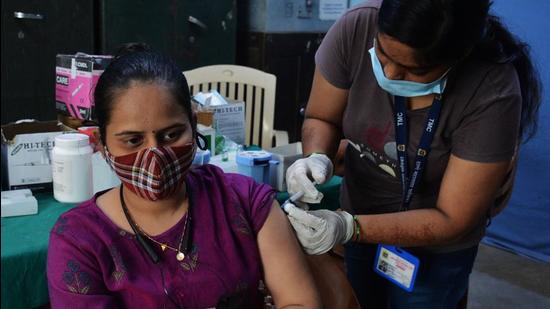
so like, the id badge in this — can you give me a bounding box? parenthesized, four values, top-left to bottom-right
(373, 245, 420, 292)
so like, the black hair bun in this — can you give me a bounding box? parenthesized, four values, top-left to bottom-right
(113, 42, 152, 60)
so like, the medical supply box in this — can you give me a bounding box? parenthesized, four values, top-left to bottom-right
(192, 91, 246, 146)
(55, 53, 112, 120)
(1, 189, 38, 217)
(1, 121, 64, 191)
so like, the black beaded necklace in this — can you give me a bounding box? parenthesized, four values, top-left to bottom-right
(119, 185, 192, 264)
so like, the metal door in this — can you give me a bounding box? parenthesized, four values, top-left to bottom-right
(99, 0, 236, 70)
(1, 0, 94, 124)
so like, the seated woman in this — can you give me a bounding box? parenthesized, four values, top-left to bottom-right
(47, 43, 321, 308)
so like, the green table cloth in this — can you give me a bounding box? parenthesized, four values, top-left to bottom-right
(275, 176, 342, 211)
(1, 194, 76, 309)
(1, 176, 341, 309)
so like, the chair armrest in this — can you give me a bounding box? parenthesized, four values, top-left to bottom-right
(272, 130, 289, 147)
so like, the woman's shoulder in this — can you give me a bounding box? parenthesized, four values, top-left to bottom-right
(50, 193, 111, 240)
(483, 62, 520, 93)
(455, 59, 519, 90)
(189, 164, 275, 215)
(447, 60, 520, 111)
(188, 164, 259, 190)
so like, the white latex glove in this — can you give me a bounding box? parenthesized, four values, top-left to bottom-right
(286, 153, 333, 204)
(284, 203, 354, 255)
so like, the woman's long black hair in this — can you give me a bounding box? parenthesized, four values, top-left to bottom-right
(378, 0, 542, 143)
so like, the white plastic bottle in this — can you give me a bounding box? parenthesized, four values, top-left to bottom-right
(52, 133, 93, 203)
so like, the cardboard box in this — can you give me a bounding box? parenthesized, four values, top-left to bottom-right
(1, 189, 38, 217)
(210, 101, 246, 145)
(196, 110, 215, 127)
(192, 92, 246, 145)
(1, 121, 65, 191)
(55, 54, 112, 120)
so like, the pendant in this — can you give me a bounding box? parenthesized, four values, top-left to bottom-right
(161, 244, 167, 252)
(176, 252, 185, 261)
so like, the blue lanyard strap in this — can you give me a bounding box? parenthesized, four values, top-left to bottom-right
(394, 95, 443, 210)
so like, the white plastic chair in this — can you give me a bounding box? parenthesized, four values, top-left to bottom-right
(183, 64, 289, 149)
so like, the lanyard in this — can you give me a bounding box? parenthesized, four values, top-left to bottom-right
(394, 95, 443, 210)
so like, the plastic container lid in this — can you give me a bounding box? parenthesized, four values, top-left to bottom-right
(55, 133, 90, 148)
(236, 151, 272, 167)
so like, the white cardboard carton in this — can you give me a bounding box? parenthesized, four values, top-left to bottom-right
(211, 102, 246, 145)
(1, 121, 64, 191)
(1, 189, 38, 217)
(193, 92, 246, 146)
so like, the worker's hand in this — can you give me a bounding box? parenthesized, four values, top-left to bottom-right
(286, 153, 333, 204)
(284, 203, 354, 255)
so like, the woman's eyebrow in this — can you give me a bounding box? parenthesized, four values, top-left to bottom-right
(114, 130, 144, 137)
(375, 36, 433, 71)
(155, 123, 187, 133)
(114, 124, 186, 136)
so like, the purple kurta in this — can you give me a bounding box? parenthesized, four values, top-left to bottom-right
(47, 165, 275, 308)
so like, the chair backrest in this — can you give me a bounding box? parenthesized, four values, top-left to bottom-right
(183, 65, 277, 149)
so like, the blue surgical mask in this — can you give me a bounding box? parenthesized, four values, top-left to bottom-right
(368, 44, 449, 97)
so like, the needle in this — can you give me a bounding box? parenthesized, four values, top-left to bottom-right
(281, 191, 304, 213)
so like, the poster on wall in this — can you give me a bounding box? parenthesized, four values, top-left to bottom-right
(319, 0, 348, 20)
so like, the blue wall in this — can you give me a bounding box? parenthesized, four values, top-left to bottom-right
(483, 0, 550, 262)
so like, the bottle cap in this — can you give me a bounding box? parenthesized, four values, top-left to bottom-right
(55, 133, 90, 148)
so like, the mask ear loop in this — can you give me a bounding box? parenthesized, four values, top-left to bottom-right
(196, 132, 208, 151)
(103, 145, 115, 169)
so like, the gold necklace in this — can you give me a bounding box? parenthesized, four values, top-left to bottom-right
(134, 213, 190, 261)
(120, 185, 191, 262)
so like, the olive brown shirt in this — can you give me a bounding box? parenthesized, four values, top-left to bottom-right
(315, 0, 521, 252)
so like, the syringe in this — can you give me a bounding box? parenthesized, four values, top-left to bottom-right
(280, 191, 305, 213)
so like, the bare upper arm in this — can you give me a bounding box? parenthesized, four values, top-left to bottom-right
(436, 154, 512, 238)
(305, 67, 349, 127)
(302, 67, 350, 157)
(257, 201, 321, 308)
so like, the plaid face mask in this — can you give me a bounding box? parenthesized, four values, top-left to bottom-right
(104, 143, 196, 201)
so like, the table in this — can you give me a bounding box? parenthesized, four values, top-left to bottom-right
(1, 194, 75, 309)
(1, 177, 342, 309)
